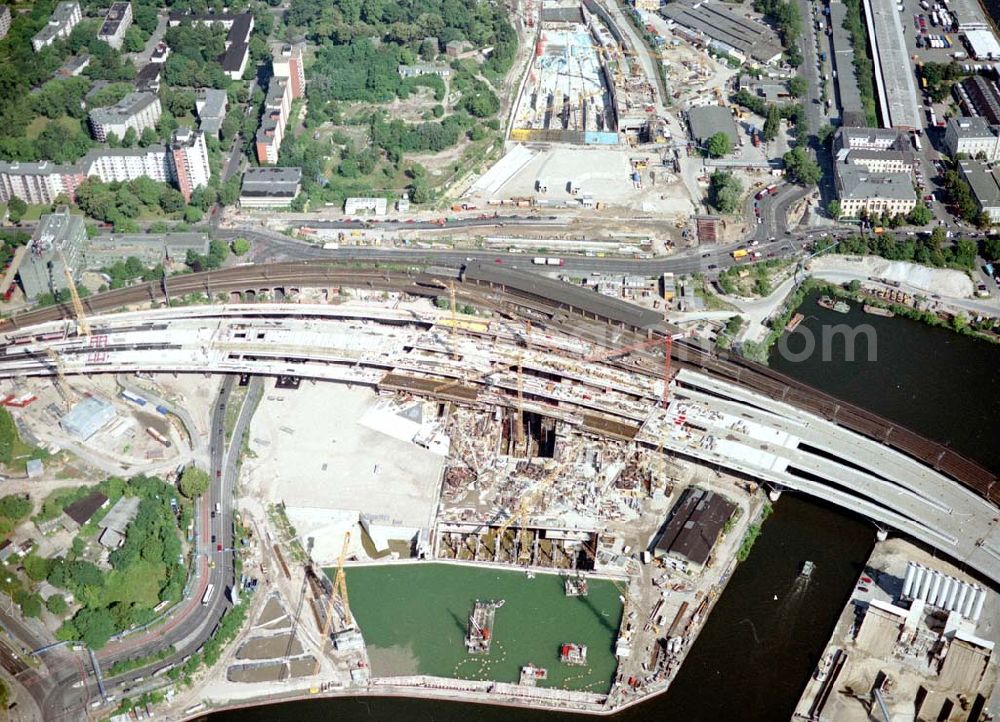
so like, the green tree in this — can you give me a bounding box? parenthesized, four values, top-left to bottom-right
(787, 76, 807, 97)
(123, 26, 145, 53)
(183, 206, 203, 223)
(0, 494, 31, 520)
(14, 590, 42, 618)
(707, 170, 743, 213)
(783, 146, 822, 185)
(46, 594, 68, 616)
(763, 105, 781, 142)
(827, 200, 841, 219)
(179, 466, 210, 498)
(231, 238, 251, 256)
(7, 197, 27, 224)
(139, 127, 159, 147)
(73, 607, 116, 649)
(23, 554, 51, 582)
(906, 203, 933, 226)
(706, 132, 732, 158)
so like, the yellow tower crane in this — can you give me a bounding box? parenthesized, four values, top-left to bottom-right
(57, 249, 89, 337)
(313, 532, 353, 674)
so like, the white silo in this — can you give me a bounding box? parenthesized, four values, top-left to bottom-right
(972, 587, 987, 622)
(956, 584, 971, 617)
(902, 563, 917, 598)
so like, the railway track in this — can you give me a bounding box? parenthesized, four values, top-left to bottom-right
(3, 260, 995, 504)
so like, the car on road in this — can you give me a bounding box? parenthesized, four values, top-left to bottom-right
(217, 543, 223, 552)
(708, 264, 718, 270)
(211, 535, 216, 544)
(702, 252, 711, 258)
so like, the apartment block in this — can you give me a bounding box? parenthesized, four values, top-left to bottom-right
(0, 5, 12, 41)
(272, 43, 305, 99)
(943, 116, 1000, 160)
(32, 1, 81, 51)
(170, 128, 210, 201)
(98, 2, 132, 49)
(84, 146, 172, 184)
(0, 161, 85, 205)
(0, 131, 209, 204)
(88, 91, 161, 142)
(255, 76, 291, 165)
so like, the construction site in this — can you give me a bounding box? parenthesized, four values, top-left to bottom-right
(511, 0, 659, 145)
(4, 259, 997, 720)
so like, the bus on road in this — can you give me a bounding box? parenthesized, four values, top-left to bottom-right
(202, 584, 215, 605)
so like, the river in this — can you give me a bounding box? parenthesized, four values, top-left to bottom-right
(205, 294, 998, 722)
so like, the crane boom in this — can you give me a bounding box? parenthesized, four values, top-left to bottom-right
(314, 531, 352, 673)
(57, 250, 89, 337)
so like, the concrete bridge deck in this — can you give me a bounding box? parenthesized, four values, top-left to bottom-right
(2, 304, 998, 585)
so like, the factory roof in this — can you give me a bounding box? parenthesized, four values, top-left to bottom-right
(964, 28, 1000, 60)
(958, 159, 1000, 208)
(461, 262, 664, 329)
(653, 487, 736, 567)
(661, 0, 783, 63)
(835, 164, 917, 201)
(687, 104, 739, 146)
(63, 490, 109, 527)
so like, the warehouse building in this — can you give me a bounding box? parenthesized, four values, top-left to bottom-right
(957, 159, 1000, 223)
(60, 397, 117, 442)
(652, 487, 736, 572)
(661, 0, 782, 64)
(687, 105, 739, 150)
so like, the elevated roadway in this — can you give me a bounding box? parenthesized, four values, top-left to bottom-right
(3, 302, 998, 587)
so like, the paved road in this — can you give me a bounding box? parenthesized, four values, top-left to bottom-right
(37, 376, 264, 720)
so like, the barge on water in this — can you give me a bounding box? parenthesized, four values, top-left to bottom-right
(817, 296, 851, 313)
(564, 574, 588, 597)
(560, 642, 588, 666)
(863, 304, 895, 317)
(465, 599, 503, 654)
(519, 663, 548, 686)
(786, 313, 804, 332)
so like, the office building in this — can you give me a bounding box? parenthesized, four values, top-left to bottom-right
(272, 43, 305, 99)
(17, 207, 86, 301)
(957, 159, 1000, 223)
(195, 88, 228, 138)
(943, 116, 1000, 160)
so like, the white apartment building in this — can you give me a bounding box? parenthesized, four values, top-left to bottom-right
(0, 161, 85, 205)
(97, 2, 132, 50)
(89, 91, 161, 142)
(84, 147, 172, 184)
(170, 128, 210, 201)
(32, 1, 81, 51)
(255, 76, 291, 165)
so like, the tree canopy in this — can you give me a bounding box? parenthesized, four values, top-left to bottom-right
(706, 132, 732, 158)
(707, 170, 743, 213)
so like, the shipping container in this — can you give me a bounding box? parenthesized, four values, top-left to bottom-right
(546, 257, 564, 266)
(532, 257, 547, 265)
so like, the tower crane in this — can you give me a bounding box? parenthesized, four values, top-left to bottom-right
(314, 532, 353, 674)
(582, 331, 687, 408)
(57, 250, 89, 337)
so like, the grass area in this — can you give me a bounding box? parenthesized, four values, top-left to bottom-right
(99, 560, 165, 608)
(24, 115, 80, 140)
(108, 645, 175, 677)
(223, 386, 248, 444)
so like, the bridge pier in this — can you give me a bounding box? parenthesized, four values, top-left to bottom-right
(768, 485, 783, 503)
